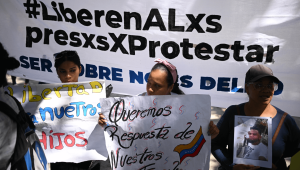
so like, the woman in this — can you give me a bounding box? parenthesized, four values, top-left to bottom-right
(54, 50, 82, 83)
(211, 64, 300, 170)
(99, 58, 219, 139)
(139, 58, 184, 96)
(52, 50, 100, 170)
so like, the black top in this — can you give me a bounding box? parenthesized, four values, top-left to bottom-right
(211, 103, 300, 170)
(51, 160, 101, 170)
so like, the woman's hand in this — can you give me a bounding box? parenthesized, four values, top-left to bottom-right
(233, 164, 260, 170)
(208, 121, 219, 139)
(98, 113, 107, 127)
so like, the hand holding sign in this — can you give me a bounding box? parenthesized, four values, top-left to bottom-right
(208, 121, 219, 140)
(98, 113, 107, 127)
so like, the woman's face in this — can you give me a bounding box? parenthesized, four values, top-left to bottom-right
(146, 69, 174, 95)
(246, 77, 275, 105)
(56, 61, 81, 83)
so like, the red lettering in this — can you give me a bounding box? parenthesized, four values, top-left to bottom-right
(50, 135, 54, 149)
(64, 135, 75, 147)
(53, 133, 65, 150)
(40, 131, 47, 149)
(39, 131, 89, 150)
(75, 132, 88, 147)
(50, 130, 54, 149)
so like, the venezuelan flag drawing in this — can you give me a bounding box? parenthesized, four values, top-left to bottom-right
(174, 126, 206, 164)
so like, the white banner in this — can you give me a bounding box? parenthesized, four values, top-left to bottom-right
(100, 94, 211, 170)
(4, 81, 107, 163)
(1, 0, 300, 116)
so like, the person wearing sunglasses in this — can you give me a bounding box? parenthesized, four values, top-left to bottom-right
(211, 64, 300, 170)
(99, 58, 219, 139)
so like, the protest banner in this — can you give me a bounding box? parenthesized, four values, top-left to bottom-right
(3, 81, 107, 163)
(233, 116, 272, 168)
(100, 94, 211, 170)
(0, 0, 299, 116)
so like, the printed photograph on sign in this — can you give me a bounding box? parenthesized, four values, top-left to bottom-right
(233, 116, 272, 168)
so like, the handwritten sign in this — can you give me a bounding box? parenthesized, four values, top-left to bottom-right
(4, 81, 107, 163)
(100, 94, 211, 169)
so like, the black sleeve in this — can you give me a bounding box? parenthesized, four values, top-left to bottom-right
(283, 115, 300, 158)
(211, 105, 236, 170)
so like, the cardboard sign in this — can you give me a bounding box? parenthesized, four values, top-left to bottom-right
(100, 94, 211, 169)
(4, 81, 107, 163)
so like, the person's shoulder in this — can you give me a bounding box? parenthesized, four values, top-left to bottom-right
(273, 106, 285, 115)
(273, 106, 299, 131)
(217, 104, 243, 127)
(273, 106, 294, 122)
(283, 113, 299, 128)
(219, 103, 245, 119)
(226, 105, 237, 112)
(224, 103, 245, 116)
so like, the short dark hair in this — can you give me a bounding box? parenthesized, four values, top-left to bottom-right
(54, 50, 81, 69)
(250, 126, 262, 135)
(151, 63, 184, 95)
(0, 42, 20, 87)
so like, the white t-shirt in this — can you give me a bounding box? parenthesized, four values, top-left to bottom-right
(245, 142, 268, 160)
(0, 87, 19, 169)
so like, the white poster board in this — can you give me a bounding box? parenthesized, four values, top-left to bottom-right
(233, 116, 272, 168)
(100, 94, 211, 170)
(0, 0, 299, 116)
(4, 81, 107, 163)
